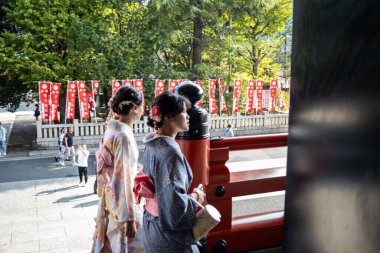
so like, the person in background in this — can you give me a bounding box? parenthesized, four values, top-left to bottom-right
(65, 127, 77, 165)
(56, 128, 67, 166)
(225, 124, 234, 137)
(34, 104, 40, 121)
(0, 122, 8, 157)
(76, 144, 90, 186)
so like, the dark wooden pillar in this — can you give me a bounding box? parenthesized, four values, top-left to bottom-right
(284, 1, 380, 253)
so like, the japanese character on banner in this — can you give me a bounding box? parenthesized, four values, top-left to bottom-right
(77, 81, 90, 119)
(246, 80, 255, 113)
(194, 81, 203, 107)
(38, 81, 51, 121)
(269, 79, 278, 112)
(233, 80, 242, 113)
(168, 80, 178, 92)
(218, 79, 227, 112)
(112, 80, 121, 97)
(133, 79, 145, 115)
(155, 80, 165, 97)
(208, 79, 217, 114)
(65, 81, 77, 120)
(50, 83, 61, 121)
(122, 80, 133, 86)
(256, 80, 264, 113)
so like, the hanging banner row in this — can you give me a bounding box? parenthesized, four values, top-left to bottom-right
(38, 79, 287, 121)
(38, 81, 99, 121)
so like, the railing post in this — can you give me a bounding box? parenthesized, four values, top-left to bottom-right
(263, 111, 269, 126)
(143, 116, 148, 133)
(207, 114, 212, 129)
(236, 112, 241, 128)
(174, 81, 210, 191)
(74, 119, 79, 136)
(36, 120, 42, 139)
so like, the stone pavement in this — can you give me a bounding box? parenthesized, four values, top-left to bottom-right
(0, 158, 286, 253)
(0, 176, 98, 253)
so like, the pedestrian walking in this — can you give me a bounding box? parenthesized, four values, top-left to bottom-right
(64, 127, 77, 165)
(76, 144, 90, 186)
(34, 104, 40, 121)
(139, 92, 206, 253)
(56, 128, 67, 165)
(92, 85, 144, 253)
(0, 122, 7, 157)
(224, 124, 234, 137)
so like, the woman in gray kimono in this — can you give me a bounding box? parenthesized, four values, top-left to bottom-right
(142, 92, 206, 253)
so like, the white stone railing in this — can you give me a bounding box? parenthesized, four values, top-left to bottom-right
(36, 113, 288, 149)
(209, 112, 289, 129)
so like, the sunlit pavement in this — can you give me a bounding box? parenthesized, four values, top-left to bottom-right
(0, 152, 286, 252)
(0, 176, 98, 253)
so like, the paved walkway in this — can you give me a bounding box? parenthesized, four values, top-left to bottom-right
(0, 177, 98, 253)
(0, 106, 287, 252)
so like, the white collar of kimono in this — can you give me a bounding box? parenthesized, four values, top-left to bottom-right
(143, 132, 177, 145)
(107, 119, 133, 132)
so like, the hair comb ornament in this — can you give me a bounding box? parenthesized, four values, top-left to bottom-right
(118, 101, 133, 110)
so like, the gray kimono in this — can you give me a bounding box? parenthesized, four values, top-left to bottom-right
(142, 133, 199, 253)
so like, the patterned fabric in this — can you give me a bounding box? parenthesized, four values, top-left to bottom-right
(92, 120, 144, 253)
(142, 133, 199, 253)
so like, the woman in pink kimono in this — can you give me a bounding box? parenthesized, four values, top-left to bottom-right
(92, 85, 144, 253)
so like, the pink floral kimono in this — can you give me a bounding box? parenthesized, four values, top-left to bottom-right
(92, 120, 144, 253)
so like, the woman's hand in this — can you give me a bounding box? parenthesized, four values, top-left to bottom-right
(126, 220, 137, 238)
(191, 188, 206, 205)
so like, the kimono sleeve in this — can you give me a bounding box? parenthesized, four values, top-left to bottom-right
(113, 133, 135, 221)
(155, 150, 197, 233)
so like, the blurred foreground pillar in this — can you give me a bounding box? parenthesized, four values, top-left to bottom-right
(284, 1, 380, 253)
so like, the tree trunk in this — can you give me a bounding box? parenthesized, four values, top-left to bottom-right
(252, 45, 259, 77)
(253, 62, 259, 77)
(191, 4, 203, 80)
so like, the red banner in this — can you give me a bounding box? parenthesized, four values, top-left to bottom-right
(155, 80, 165, 97)
(256, 80, 264, 113)
(209, 79, 217, 114)
(233, 80, 242, 113)
(91, 80, 100, 98)
(168, 80, 178, 92)
(178, 79, 187, 85)
(195, 81, 203, 107)
(246, 80, 255, 113)
(270, 79, 278, 112)
(218, 79, 227, 112)
(38, 82, 50, 120)
(134, 79, 145, 115)
(66, 81, 77, 120)
(112, 80, 122, 97)
(122, 80, 133, 86)
(50, 83, 60, 121)
(77, 81, 90, 119)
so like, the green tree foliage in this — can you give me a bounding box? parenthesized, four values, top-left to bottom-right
(0, 0, 292, 113)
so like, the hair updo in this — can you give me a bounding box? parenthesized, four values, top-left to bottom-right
(108, 85, 142, 115)
(147, 92, 191, 130)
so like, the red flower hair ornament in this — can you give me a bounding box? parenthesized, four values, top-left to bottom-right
(150, 105, 162, 125)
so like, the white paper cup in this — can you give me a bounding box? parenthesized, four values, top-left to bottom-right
(192, 204, 221, 241)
